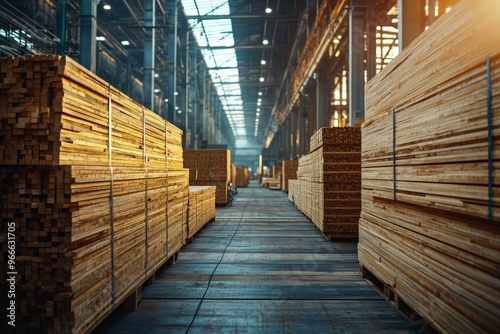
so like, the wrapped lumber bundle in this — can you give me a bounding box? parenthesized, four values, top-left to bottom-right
(187, 186, 216, 240)
(281, 160, 298, 192)
(288, 127, 361, 238)
(183, 149, 231, 204)
(359, 1, 500, 333)
(0, 55, 188, 333)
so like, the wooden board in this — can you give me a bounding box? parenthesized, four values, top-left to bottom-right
(359, 1, 500, 333)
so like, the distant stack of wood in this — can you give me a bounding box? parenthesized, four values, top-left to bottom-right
(281, 160, 298, 192)
(0, 55, 189, 333)
(359, 1, 500, 333)
(261, 177, 281, 189)
(183, 149, 231, 204)
(272, 161, 282, 180)
(289, 127, 361, 238)
(187, 186, 216, 239)
(231, 164, 249, 188)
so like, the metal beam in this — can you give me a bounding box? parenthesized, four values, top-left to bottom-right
(199, 45, 290, 50)
(143, 0, 155, 112)
(185, 14, 294, 20)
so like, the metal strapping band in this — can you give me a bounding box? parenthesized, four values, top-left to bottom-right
(392, 106, 396, 201)
(487, 57, 493, 221)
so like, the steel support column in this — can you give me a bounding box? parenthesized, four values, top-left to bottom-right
(316, 62, 328, 129)
(143, 0, 155, 111)
(79, 0, 97, 72)
(398, 0, 426, 50)
(348, 0, 366, 126)
(167, 0, 178, 123)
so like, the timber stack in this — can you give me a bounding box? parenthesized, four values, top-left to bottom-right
(183, 149, 231, 205)
(359, 0, 500, 333)
(281, 159, 298, 193)
(231, 164, 249, 188)
(0, 55, 189, 333)
(187, 186, 216, 240)
(289, 127, 361, 238)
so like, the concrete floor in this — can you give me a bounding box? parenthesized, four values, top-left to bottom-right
(95, 181, 416, 333)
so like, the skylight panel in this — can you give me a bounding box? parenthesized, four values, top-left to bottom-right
(181, 0, 247, 138)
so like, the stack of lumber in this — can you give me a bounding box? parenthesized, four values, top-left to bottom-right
(359, 1, 500, 333)
(261, 177, 281, 189)
(272, 161, 282, 179)
(281, 159, 298, 192)
(183, 149, 231, 204)
(288, 127, 361, 238)
(231, 164, 249, 188)
(0, 55, 188, 333)
(187, 186, 216, 240)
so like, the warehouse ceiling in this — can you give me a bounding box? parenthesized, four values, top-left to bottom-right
(180, 0, 299, 142)
(93, 0, 300, 144)
(0, 0, 420, 148)
(95, 0, 300, 145)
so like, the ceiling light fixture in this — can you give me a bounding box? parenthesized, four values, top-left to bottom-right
(261, 60, 266, 65)
(103, 4, 111, 10)
(121, 40, 130, 46)
(96, 36, 105, 41)
(262, 39, 269, 45)
(154, 73, 159, 78)
(259, 77, 265, 82)
(258, 92, 263, 96)
(265, 8, 272, 14)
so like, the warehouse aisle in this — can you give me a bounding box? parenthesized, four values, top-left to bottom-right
(95, 181, 416, 333)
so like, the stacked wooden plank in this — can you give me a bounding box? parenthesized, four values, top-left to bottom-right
(288, 127, 361, 238)
(187, 186, 216, 240)
(281, 160, 298, 192)
(183, 149, 231, 205)
(231, 164, 249, 188)
(0, 55, 188, 333)
(359, 1, 500, 333)
(272, 161, 282, 179)
(261, 177, 281, 189)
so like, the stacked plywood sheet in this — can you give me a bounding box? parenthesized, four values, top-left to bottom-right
(0, 55, 188, 333)
(288, 127, 361, 238)
(281, 160, 298, 192)
(359, 1, 500, 333)
(187, 186, 216, 240)
(183, 149, 231, 205)
(231, 164, 249, 188)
